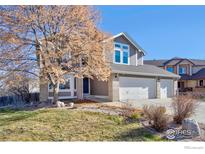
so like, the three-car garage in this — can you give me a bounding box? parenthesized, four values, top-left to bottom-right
(110, 63, 180, 102)
(119, 76, 175, 102)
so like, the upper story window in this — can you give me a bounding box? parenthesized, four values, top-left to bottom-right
(115, 50, 121, 63)
(179, 66, 186, 74)
(167, 67, 174, 73)
(114, 43, 129, 65)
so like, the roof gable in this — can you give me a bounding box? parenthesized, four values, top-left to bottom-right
(144, 58, 205, 67)
(164, 58, 194, 66)
(112, 32, 146, 55)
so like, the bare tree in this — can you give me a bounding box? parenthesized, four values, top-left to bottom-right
(0, 6, 113, 105)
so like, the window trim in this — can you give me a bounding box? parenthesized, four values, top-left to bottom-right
(166, 66, 174, 73)
(114, 49, 121, 64)
(113, 42, 130, 65)
(179, 66, 186, 74)
(48, 77, 71, 92)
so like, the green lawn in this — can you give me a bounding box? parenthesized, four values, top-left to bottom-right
(0, 108, 163, 141)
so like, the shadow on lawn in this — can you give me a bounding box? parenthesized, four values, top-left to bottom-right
(0, 109, 47, 127)
(114, 127, 164, 141)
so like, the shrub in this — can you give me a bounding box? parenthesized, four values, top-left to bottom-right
(143, 105, 168, 132)
(172, 95, 199, 124)
(130, 112, 141, 120)
(108, 116, 124, 125)
(119, 103, 142, 120)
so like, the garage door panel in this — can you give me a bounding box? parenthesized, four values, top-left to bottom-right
(160, 79, 173, 98)
(119, 77, 156, 101)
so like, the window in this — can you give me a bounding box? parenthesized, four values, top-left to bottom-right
(115, 50, 121, 63)
(199, 80, 204, 87)
(167, 67, 174, 73)
(123, 51, 128, 64)
(114, 43, 129, 64)
(59, 79, 70, 90)
(48, 83, 53, 90)
(48, 78, 70, 90)
(122, 45, 128, 50)
(115, 44, 121, 48)
(179, 67, 186, 74)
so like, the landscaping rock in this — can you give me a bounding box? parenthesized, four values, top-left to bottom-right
(56, 101, 65, 108)
(68, 102, 74, 108)
(182, 119, 201, 137)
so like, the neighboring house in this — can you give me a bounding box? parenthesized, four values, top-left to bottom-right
(40, 32, 180, 102)
(144, 57, 205, 93)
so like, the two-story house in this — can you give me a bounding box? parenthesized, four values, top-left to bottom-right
(144, 57, 205, 93)
(40, 32, 180, 102)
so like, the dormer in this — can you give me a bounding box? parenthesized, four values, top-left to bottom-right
(111, 32, 145, 66)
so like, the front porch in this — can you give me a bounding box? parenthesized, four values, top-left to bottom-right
(44, 76, 109, 102)
(81, 77, 109, 100)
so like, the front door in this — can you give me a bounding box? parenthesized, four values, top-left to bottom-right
(83, 78, 89, 94)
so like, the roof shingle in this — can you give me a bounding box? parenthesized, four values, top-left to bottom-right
(111, 64, 180, 78)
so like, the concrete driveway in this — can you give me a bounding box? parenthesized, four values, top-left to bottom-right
(126, 98, 205, 124)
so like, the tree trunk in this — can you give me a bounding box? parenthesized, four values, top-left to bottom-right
(53, 81, 60, 105)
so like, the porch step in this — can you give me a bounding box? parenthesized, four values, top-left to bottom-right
(83, 95, 110, 103)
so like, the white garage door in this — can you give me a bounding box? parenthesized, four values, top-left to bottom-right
(160, 79, 173, 98)
(119, 77, 157, 101)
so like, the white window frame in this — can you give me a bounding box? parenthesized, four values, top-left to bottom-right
(113, 42, 130, 65)
(179, 66, 186, 74)
(48, 75, 72, 92)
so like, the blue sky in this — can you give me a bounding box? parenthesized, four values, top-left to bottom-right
(97, 6, 205, 60)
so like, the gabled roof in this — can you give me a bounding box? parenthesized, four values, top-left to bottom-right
(144, 57, 205, 67)
(111, 64, 180, 79)
(191, 68, 205, 79)
(163, 57, 195, 66)
(112, 32, 146, 55)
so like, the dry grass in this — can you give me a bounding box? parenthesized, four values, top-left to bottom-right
(0, 108, 163, 141)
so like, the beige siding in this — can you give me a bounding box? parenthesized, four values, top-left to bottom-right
(187, 80, 197, 88)
(137, 53, 144, 65)
(90, 78, 108, 96)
